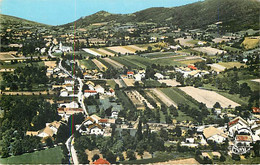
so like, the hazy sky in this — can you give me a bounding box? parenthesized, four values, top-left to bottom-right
(1, 0, 202, 25)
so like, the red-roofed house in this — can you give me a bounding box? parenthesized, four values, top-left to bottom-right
(127, 71, 134, 78)
(188, 65, 197, 70)
(93, 158, 110, 165)
(235, 135, 252, 147)
(84, 90, 98, 97)
(252, 107, 260, 113)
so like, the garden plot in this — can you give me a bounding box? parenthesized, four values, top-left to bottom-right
(82, 48, 101, 56)
(175, 36, 194, 47)
(103, 58, 124, 68)
(158, 79, 180, 87)
(107, 46, 135, 54)
(125, 90, 154, 110)
(193, 47, 226, 55)
(179, 86, 240, 108)
(92, 59, 107, 71)
(150, 88, 177, 107)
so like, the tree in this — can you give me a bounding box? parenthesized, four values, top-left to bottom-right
(45, 137, 54, 147)
(213, 102, 221, 109)
(126, 149, 136, 160)
(104, 150, 116, 164)
(220, 155, 226, 162)
(92, 154, 100, 162)
(136, 120, 143, 141)
(232, 153, 241, 161)
(56, 124, 70, 143)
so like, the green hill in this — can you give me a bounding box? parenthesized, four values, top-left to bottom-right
(0, 14, 49, 31)
(62, 0, 260, 31)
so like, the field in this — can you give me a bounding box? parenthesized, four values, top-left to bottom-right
(180, 59, 204, 65)
(82, 48, 101, 56)
(96, 48, 114, 56)
(143, 80, 162, 87)
(0, 61, 45, 69)
(202, 84, 248, 105)
(218, 62, 245, 69)
(92, 59, 107, 71)
(103, 58, 124, 68)
(193, 47, 226, 55)
(175, 37, 194, 47)
(207, 63, 226, 72)
(125, 90, 154, 110)
(121, 78, 135, 87)
(107, 46, 135, 54)
(0, 147, 63, 164)
(0, 52, 15, 59)
(160, 87, 199, 109)
(179, 86, 240, 108)
(111, 57, 141, 69)
(158, 79, 180, 87)
(238, 79, 260, 91)
(79, 59, 99, 70)
(141, 52, 177, 59)
(241, 37, 260, 50)
(150, 88, 177, 107)
(106, 79, 117, 88)
(115, 90, 136, 110)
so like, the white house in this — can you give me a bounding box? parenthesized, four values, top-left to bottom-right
(95, 85, 105, 94)
(106, 88, 115, 96)
(88, 124, 104, 135)
(134, 74, 142, 81)
(59, 101, 79, 108)
(65, 84, 73, 91)
(154, 73, 164, 80)
(64, 78, 74, 85)
(60, 89, 69, 97)
(228, 117, 249, 137)
(90, 114, 101, 123)
(59, 42, 72, 52)
(111, 110, 119, 119)
(203, 126, 227, 143)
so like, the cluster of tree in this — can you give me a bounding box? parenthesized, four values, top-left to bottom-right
(0, 96, 60, 157)
(178, 103, 209, 123)
(194, 61, 211, 70)
(1, 65, 49, 91)
(74, 120, 165, 163)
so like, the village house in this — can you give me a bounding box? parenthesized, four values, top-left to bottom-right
(228, 116, 249, 137)
(95, 85, 105, 94)
(203, 126, 227, 143)
(127, 71, 134, 78)
(64, 78, 74, 85)
(106, 88, 115, 96)
(26, 121, 61, 140)
(88, 123, 104, 135)
(57, 108, 84, 120)
(59, 101, 79, 109)
(84, 90, 97, 97)
(154, 73, 164, 80)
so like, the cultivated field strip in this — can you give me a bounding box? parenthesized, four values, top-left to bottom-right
(179, 86, 240, 108)
(150, 88, 177, 107)
(92, 59, 107, 71)
(103, 58, 124, 68)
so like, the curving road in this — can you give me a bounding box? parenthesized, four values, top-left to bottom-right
(57, 55, 89, 165)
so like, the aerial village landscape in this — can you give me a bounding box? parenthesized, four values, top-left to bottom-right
(0, 0, 259, 164)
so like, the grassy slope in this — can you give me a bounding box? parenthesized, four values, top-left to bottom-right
(0, 147, 63, 164)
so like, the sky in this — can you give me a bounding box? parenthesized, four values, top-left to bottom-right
(1, 0, 202, 26)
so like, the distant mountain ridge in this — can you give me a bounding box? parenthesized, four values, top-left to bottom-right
(62, 0, 260, 31)
(1, 0, 259, 31)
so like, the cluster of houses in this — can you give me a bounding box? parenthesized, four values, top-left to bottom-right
(78, 115, 116, 136)
(179, 116, 260, 155)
